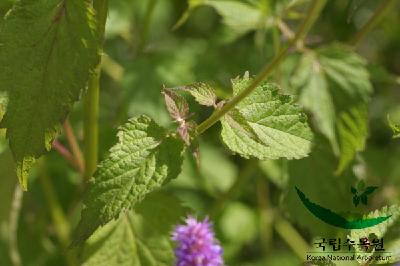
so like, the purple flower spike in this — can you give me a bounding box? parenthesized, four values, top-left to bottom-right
(172, 216, 224, 266)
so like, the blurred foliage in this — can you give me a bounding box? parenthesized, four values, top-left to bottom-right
(0, 0, 400, 265)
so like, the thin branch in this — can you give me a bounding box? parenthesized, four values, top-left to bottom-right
(276, 19, 295, 40)
(350, 0, 396, 47)
(63, 119, 84, 174)
(52, 140, 80, 171)
(9, 185, 23, 266)
(274, 213, 310, 260)
(84, 0, 109, 181)
(195, 0, 326, 135)
(101, 53, 125, 83)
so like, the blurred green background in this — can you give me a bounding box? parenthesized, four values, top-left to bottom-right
(1, 0, 400, 265)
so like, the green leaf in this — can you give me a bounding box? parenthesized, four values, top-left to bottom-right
(162, 88, 189, 122)
(175, 0, 267, 39)
(363, 186, 378, 195)
(349, 205, 400, 261)
(336, 104, 368, 174)
(353, 195, 360, 207)
(82, 192, 190, 266)
(291, 44, 372, 173)
(319, 44, 372, 101)
(220, 74, 313, 160)
(203, 0, 265, 38)
(292, 52, 337, 153)
(0, 0, 99, 190)
(184, 83, 217, 107)
(72, 116, 185, 244)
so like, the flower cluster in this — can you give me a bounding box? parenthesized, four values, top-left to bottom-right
(172, 216, 224, 266)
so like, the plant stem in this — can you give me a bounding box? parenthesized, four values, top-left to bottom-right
(350, 0, 396, 47)
(63, 120, 84, 174)
(83, 0, 109, 181)
(274, 213, 310, 260)
(9, 185, 23, 266)
(101, 53, 125, 83)
(53, 140, 79, 170)
(195, 0, 326, 135)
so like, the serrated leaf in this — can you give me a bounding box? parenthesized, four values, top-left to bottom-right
(319, 45, 372, 100)
(349, 205, 400, 261)
(177, 121, 196, 146)
(336, 104, 368, 174)
(221, 75, 313, 160)
(292, 52, 338, 153)
(72, 116, 185, 244)
(291, 44, 372, 174)
(162, 88, 189, 122)
(0, 0, 99, 190)
(82, 192, 190, 266)
(184, 83, 217, 107)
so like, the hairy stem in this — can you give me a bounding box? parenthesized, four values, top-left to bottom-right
(350, 0, 396, 47)
(83, 0, 109, 181)
(9, 185, 23, 266)
(63, 119, 84, 174)
(84, 69, 100, 180)
(195, 0, 326, 135)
